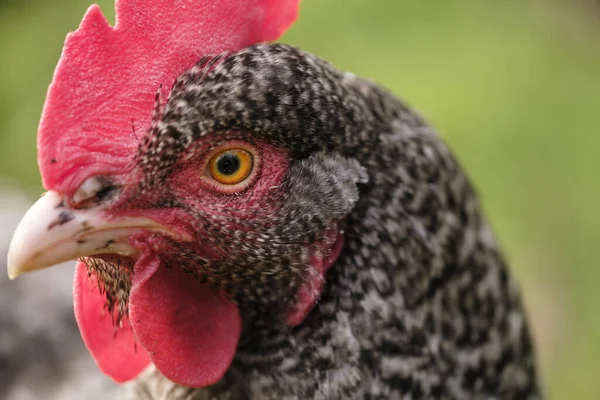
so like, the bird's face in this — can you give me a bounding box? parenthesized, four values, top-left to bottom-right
(60, 127, 341, 321)
(8, 44, 368, 388)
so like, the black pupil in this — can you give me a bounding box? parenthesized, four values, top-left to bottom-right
(216, 153, 241, 176)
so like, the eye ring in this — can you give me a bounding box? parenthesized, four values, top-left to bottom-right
(202, 141, 260, 194)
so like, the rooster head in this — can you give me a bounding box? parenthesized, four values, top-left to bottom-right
(7, 0, 371, 389)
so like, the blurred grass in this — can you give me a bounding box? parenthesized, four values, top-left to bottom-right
(0, 0, 599, 398)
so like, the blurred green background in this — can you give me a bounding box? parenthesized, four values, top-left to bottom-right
(0, 0, 598, 398)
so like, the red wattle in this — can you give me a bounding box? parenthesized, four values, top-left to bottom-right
(129, 253, 242, 388)
(73, 261, 151, 383)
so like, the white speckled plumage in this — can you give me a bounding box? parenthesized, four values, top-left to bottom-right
(122, 44, 542, 399)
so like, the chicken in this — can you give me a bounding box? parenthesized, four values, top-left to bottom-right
(7, 0, 541, 399)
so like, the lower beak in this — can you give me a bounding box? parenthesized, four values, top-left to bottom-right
(7, 191, 167, 280)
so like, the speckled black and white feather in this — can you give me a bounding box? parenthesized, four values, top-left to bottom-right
(127, 44, 541, 399)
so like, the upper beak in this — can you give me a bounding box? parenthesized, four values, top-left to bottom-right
(7, 191, 167, 280)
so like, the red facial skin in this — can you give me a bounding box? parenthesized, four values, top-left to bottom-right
(111, 137, 290, 254)
(75, 137, 344, 387)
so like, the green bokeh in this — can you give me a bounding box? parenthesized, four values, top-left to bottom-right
(0, 0, 598, 398)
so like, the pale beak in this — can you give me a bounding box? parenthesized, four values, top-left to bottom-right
(7, 191, 167, 280)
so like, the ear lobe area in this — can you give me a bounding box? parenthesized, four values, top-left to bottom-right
(282, 153, 368, 325)
(287, 153, 368, 215)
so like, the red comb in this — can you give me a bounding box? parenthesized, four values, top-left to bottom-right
(37, 0, 300, 193)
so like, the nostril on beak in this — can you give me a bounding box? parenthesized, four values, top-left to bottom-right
(47, 210, 75, 230)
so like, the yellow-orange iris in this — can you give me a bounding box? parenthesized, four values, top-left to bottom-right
(208, 149, 254, 185)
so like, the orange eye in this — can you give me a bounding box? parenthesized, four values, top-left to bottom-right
(208, 148, 254, 185)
